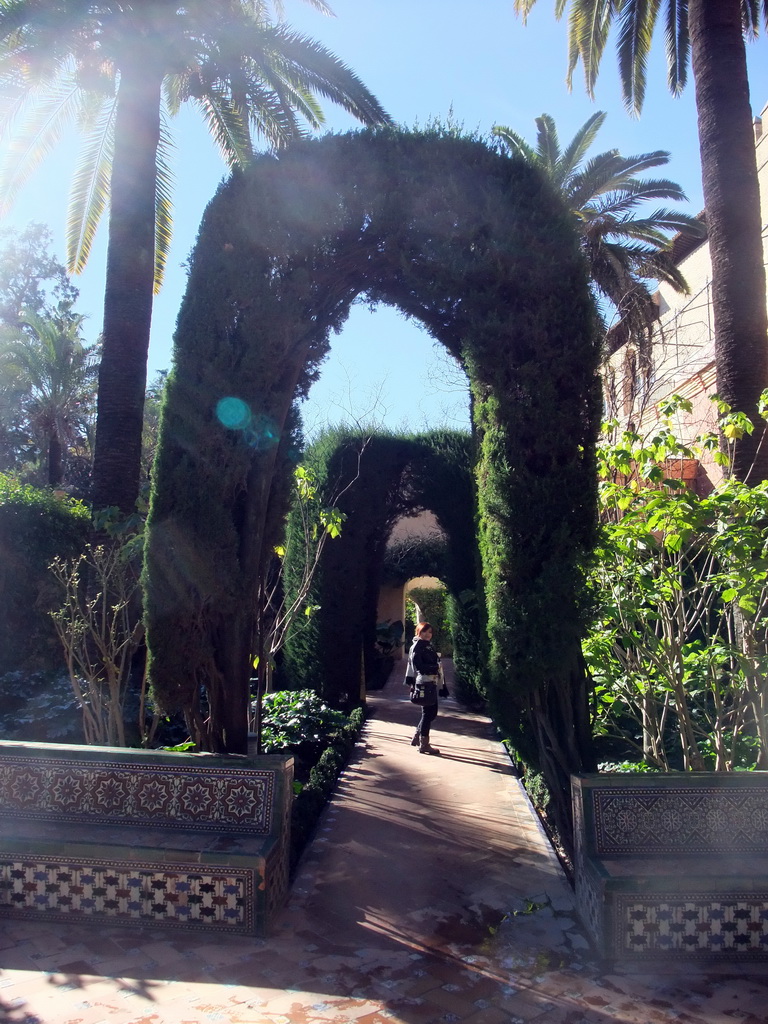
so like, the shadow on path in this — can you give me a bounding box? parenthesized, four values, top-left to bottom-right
(1, 661, 767, 1023)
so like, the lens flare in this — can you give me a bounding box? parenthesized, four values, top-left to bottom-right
(216, 398, 280, 450)
(216, 397, 251, 430)
(245, 413, 279, 451)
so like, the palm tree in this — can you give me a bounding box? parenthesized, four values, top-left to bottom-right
(515, 0, 768, 483)
(0, 311, 99, 486)
(0, 1, 391, 514)
(493, 111, 705, 359)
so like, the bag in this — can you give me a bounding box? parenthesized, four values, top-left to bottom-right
(439, 685, 449, 698)
(410, 682, 427, 705)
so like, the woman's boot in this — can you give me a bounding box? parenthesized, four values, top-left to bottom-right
(419, 736, 440, 755)
(411, 731, 420, 746)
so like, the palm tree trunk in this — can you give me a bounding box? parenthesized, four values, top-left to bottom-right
(48, 426, 62, 487)
(92, 57, 162, 515)
(689, 0, 768, 483)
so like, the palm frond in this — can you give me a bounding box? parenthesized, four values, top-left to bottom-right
(196, 86, 253, 165)
(0, 73, 82, 214)
(492, 124, 538, 163)
(163, 71, 186, 118)
(616, 0, 658, 115)
(567, 0, 618, 97)
(592, 187, 700, 223)
(66, 90, 115, 275)
(613, 208, 704, 240)
(665, 0, 689, 93)
(513, 0, 540, 25)
(566, 150, 620, 204)
(570, 150, 672, 203)
(557, 110, 607, 183)
(288, 0, 334, 14)
(153, 109, 175, 294)
(245, 80, 306, 149)
(584, 178, 690, 216)
(742, 0, 761, 37)
(244, 52, 325, 135)
(535, 113, 560, 175)
(242, 23, 391, 127)
(604, 149, 673, 177)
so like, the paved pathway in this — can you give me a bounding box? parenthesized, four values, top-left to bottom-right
(1, 664, 767, 1023)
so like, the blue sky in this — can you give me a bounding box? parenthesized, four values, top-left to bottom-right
(4, 0, 768, 437)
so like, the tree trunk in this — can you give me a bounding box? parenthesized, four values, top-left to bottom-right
(48, 426, 62, 487)
(91, 59, 161, 515)
(689, 0, 768, 483)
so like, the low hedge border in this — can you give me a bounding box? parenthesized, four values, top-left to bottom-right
(289, 705, 365, 875)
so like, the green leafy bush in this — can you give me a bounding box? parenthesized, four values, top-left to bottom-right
(522, 769, 551, 811)
(586, 396, 768, 771)
(0, 475, 90, 673)
(407, 586, 452, 656)
(258, 689, 348, 752)
(289, 704, 365, 874)
(598, 761, 659, 773)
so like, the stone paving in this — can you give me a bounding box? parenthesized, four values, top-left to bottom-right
(1, 664, 767, 1024)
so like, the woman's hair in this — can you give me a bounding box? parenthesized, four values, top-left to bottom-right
(415, 621, 432, 637)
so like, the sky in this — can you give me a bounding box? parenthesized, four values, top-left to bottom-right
(3, 0, 768, 438)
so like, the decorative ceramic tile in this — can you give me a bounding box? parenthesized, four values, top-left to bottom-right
(593, 788, 768, 854)
(575, 868, 602, 945)
(617, 895, 768, 955)
(0, 856, 254, 932)
(0, 755, 273, 834)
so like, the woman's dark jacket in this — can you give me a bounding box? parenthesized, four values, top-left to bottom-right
(405, 637, 440, 706)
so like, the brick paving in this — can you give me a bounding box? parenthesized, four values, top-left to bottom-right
(1, 663, 767, 1023)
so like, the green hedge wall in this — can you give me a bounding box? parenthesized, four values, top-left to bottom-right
(145, 127, 600, 845)
(0, 475, 89, 674)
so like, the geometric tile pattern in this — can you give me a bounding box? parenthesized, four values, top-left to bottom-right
(0, 856, 254, 932)
(572, 776, 768, 960)
(0, 754, 273, 834)
(575, 865, 602, 944)
(265, 840, 289, 925)
(618, 894, 768, 956)
(594, 787, 768, 854)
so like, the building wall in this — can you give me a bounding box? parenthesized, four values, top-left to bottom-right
(605, 99, 768, 490)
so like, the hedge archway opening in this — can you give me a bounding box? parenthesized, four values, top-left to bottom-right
(281, 430, 478, 704)
(145, 127, 602, 840)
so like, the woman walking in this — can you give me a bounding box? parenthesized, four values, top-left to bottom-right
(405, 621, 448, 755)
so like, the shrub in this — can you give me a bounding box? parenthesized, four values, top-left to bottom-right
(289, 703, 365, 874)
(407, 586, 452, 656)
(522, 768, 551, 811)
(258, 689, 348, 753)
(0, 475, 90, 673)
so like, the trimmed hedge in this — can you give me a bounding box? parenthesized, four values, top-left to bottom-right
(280, 427, 480, 705)
(0, 475, 89, 673)
(289, 705, 365, 873)
(145, 127, 601, 849)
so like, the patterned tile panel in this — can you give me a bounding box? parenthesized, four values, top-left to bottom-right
(0, 755, 273, 833)
(0, 855, 256, 932)
(575, 865, 603, 949)
(616, 894, 768, 957)
(593, 788, 768, 854)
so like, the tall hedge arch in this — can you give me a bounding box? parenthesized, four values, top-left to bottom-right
(281, 428, 478, 703)
(144, 127, 601, 831)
